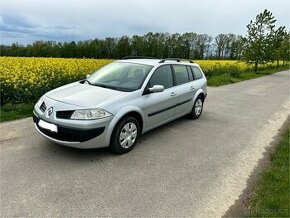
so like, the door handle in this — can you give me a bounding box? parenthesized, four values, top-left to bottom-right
(170, 92, 177, 96)
(190, 86, 195, 90)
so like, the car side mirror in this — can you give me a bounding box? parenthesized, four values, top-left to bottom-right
(86, 74, 91, 78)
(149, 85, 164, 93)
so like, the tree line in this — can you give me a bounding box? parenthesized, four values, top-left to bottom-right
(1, 32, 244, 60)
(0, 10, 289, 71)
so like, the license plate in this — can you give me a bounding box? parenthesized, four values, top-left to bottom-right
(38, 119, 58, 133)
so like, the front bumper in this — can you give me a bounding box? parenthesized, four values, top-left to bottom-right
(33, 96, 113, 149)
(33, 112, 111, 149)
(33, 114, 105, 142)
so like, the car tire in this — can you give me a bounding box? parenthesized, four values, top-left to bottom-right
(189, 96, 204, 119)
(110, 116, 140, 154)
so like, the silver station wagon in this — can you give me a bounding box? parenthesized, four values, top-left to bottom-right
(33, 57, 207, 153)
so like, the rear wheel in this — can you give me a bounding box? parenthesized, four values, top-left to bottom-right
(110, 116, 140, 154)
(189, 96, 204, 119)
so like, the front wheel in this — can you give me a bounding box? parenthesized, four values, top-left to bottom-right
(110, 116, 140, 154)
(188, 96, 204, 119)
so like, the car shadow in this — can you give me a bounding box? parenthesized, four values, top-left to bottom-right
(40, 114, 203, 162)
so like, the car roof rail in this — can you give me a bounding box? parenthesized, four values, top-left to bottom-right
(122, 56, 158, 60)
(159, 58, 194, 63)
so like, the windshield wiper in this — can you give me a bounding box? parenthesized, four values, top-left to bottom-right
(90, 83, 132, 92)
(80, 79, 93, 85)
(85, 79, 93, 85)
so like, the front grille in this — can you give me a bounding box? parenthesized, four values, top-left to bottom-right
(56, 110, 75, 119)
(40, 102, 46, 112)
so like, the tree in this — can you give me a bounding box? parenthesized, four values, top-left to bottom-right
(215, 34, 227, 59)
(131, 35, 145, 56)
(115, 36, 131, 58)
(1, 27, 288, 60)
(228, 35, 244, 60)
(270, 26, 287, 67)
(280, 32, 290, 64)
(196, 34, 212, 59)
(242, 9, 277, 71)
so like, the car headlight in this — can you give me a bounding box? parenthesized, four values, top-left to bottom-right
(36, 97, 44, 108)
(70, 108, 112, 120)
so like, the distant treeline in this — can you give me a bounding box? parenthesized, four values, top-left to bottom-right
(0, 32, 245, 60)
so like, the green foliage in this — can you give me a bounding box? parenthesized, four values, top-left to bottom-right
(0, 32, 243, 60)
(243, 9, 288, 71)
(274, 30, 290, 66)
(246, 128, 289, 217)
(0, 103, 34, 122)
(280, 33, 290, 63)
(207, 65, 289, 86)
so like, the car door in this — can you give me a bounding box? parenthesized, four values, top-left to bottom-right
(172, 64, 196, 117)
(143, 65, 178, 130)
(190, 65, 205, 91)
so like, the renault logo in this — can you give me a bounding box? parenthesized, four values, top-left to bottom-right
(46, 107, 53, 118)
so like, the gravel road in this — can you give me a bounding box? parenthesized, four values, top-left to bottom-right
(0, 70, 289, 217)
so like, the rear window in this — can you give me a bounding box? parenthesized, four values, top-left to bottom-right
(190, 66, 203, 80)
(173, 65, 190, 85)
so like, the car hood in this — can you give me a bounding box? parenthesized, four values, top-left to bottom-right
(45, 82, 127, 108)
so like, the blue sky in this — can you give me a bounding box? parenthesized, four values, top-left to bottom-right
(0, 0, 289, 45)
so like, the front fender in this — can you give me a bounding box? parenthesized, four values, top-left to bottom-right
(104, 106, 145, 145)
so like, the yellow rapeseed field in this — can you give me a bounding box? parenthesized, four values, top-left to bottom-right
(0, 57, 112, 105)
(0, 57, 279, 105)
(196, 60, 248, 71)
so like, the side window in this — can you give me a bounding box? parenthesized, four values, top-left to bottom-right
(186, 66, 194, 81)
(173, 65, 190, 85)
(148, 65, 173, 89)
(191, 66, 203, 80)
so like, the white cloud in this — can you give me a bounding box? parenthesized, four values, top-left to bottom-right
(1, 0, 289, 44)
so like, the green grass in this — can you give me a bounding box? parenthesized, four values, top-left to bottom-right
(0, 65, 289, 123)
(0, 103, 34, 122)
(207, 66, 289, 86)
(246, 127, 290, 217)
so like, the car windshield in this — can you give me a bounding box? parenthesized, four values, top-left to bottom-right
(87, 62, 153, 92)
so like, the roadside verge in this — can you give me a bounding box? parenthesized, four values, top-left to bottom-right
(224, 117, 289, 217)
